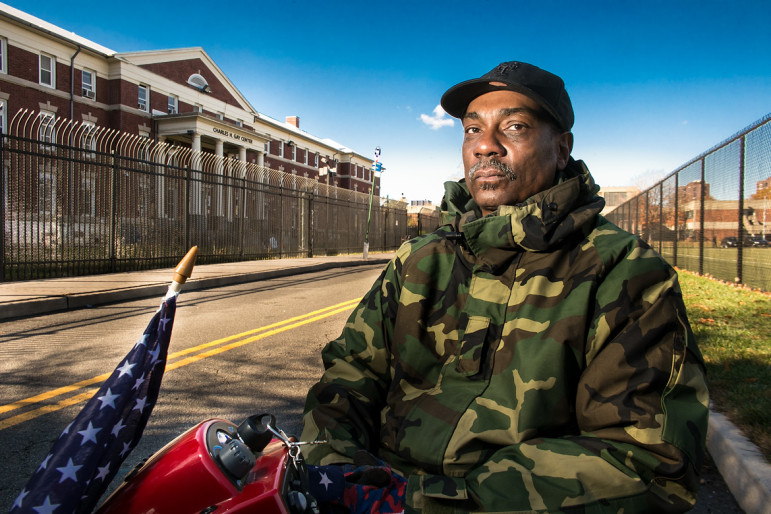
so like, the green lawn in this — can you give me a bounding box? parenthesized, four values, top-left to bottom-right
(678, 269, 771, 461)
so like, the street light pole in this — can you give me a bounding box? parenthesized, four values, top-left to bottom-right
(363, 146, 381, 259)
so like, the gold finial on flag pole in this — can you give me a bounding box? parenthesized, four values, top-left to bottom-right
(168, 246, 198, 294)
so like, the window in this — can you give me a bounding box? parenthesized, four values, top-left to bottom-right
(304, 149, 308, 165)
(290, 144, 296, 161)
(278, 142, 284, 158)
(39, 53, 56, 87)
(38, 169, 56, 214)
(0, 99, 6, 135)
(39, 111, 56, 147)
(79, 177, 95, 216)
(314, 153, 319, 167)
(236, 119, 243, 127)
(138, 85, 148, 111)
(194, 104, 203, 113)
(0, 37, 6, 74)
(167, 95, 178, 114)
(82, 122, 96, 153)
(82, 69, 95, 99)
(216, 111, 224, 120)
(138, 130, 151, 160)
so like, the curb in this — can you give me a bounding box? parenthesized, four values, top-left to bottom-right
(707, 409, 771, 514)
(0, 258, 391, 321)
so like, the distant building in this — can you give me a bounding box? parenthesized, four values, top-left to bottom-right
(597, 186, 641, 216)
(0, 4, 378, 194)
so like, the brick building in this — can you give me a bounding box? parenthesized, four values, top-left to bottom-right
(0, 3, 379, 195)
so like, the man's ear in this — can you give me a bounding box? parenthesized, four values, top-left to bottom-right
(556, 132, 573, 170)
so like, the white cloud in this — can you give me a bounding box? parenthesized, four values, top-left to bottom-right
(420, 105, 455, 130)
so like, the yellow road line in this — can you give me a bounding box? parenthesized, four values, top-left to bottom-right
(0, 298, 360, 430)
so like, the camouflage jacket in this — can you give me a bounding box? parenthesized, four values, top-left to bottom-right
(301, 160, 709, 513)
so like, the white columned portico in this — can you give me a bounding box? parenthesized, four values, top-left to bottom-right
(213, 139, 225, 217)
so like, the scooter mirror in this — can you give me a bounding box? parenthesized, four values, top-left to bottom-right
(238, 413, 276, 452)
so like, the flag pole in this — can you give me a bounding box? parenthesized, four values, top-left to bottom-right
(168, 245, 198, 295)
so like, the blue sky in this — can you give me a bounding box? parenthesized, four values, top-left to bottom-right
(10, 0, 771, 203)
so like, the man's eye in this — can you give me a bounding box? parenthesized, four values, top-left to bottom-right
(505, 123, 526, 131)
(464, 126, 480, 134)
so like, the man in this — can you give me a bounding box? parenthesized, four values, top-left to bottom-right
(301, 62, 709, 513)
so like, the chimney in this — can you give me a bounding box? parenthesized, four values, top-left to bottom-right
(286, 116, 300, 128)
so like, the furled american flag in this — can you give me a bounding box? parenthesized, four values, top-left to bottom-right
(11, 291, 178, 514)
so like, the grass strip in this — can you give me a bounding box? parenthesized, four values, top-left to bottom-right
(678, 269, 771, 461)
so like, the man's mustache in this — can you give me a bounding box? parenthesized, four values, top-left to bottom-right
(469, 159, 517, 181)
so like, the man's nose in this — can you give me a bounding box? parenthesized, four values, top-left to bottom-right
(474, 129, 505, 157)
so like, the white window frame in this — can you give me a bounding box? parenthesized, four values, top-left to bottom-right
(167, 95, 178, 114)
(0, 99, 6, 135)
(194, 103, 203, 113)
(81, 69, 95, 99)
(82, 121, 97, 154)
(236, 118, 243, 127)
(39, 53, 56, 88)
(39, 111, 56, 148)
(216, 111, 224, 120)
(138, 84, 149, 112)
(0, 37, 7, 74)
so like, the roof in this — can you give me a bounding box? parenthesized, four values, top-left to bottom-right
(0, 2, 116, 56)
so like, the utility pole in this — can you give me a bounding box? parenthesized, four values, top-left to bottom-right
(363, 146, 381, 259)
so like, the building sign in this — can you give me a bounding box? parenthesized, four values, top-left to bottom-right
(213, 127, 253, 144)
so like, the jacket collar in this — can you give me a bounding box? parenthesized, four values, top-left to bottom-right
(440, 159, 605, 264)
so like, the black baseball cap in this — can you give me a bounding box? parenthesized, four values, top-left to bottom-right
(440, 61, 574, 131)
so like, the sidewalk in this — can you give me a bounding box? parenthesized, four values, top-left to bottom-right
(0, 253, 395, 321)
(0, 253, 768, 513)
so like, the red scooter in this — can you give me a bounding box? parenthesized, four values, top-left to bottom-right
(97, 414, 321, 514)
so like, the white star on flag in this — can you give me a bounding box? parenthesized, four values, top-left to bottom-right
(12, 489, 28, 509)
(116, 360, 135, 378)
(132, 373, 146, 391)
(149, 345, 161, 363)
(95, 464, 111, 482)
(319, 471, 333, 490)
(77, 422, 102, 445)
(37, 454, 51, 472)
(134, 396, 148, 413)
(31, 496, 59, 514)
(56, 458, 82, 483)
(134, 334, 150, 348)
(111, 419, 126, 437)
(97, 388, 120, 409)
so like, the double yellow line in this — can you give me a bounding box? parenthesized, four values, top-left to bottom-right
(0, 298, 360, 431)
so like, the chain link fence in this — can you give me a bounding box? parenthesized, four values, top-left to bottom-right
(1, 110, 441, 281)
(605, 113, 771, 291)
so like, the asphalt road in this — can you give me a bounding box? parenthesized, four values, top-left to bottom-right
(0, 264, 744, 512)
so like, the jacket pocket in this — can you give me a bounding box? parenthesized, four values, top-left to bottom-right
(456, 316, 490, 376)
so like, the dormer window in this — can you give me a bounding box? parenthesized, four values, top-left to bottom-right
(187, 73, 210, 93)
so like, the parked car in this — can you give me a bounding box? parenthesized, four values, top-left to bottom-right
(721, 237, 740, 248)
(747, 236, 770, 247)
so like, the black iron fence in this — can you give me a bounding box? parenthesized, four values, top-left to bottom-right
(1, 110, 441, 281)
(605, 113, 771, 291)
